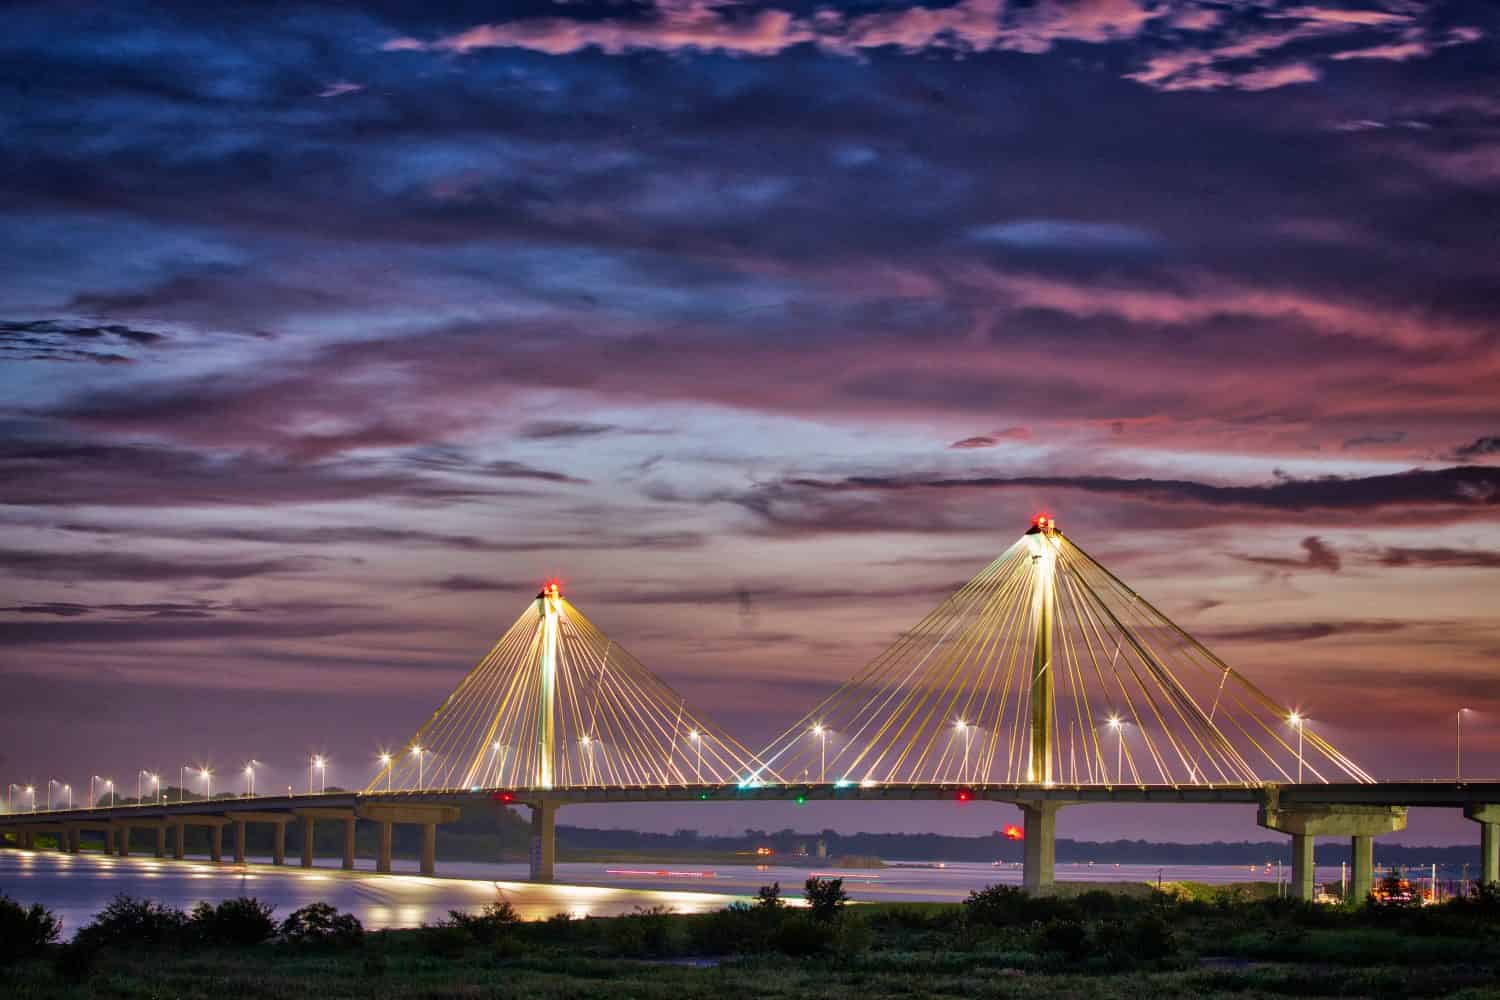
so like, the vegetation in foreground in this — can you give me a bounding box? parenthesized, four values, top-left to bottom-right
(3, 879, 1499, 998)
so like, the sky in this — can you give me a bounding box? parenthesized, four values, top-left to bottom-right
(2, 0, 1498, 846)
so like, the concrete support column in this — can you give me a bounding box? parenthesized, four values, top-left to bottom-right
(1290, 833, 1315, 901)
(173, 822, 185, 860)
(342, 817, 356, 871)
(377, 820, 392, 874)
(117, 826, 131, 857)
(301, 816, 314, 868)
(1350, 835, 1374, 902)
(272, 822, 285, 865)
(421, 823, 437, 876)
(210, 825, 223, 863)
(68, 828, 80, 853)
(529, 800, 557, 883)
(154, 825, 166, 858)
(233, 820, 247, 863)
(22, 831, 34, 850)
(104, 828, 116, 855)
(1464, 806, 1500, 885)
(1021, 803, 1059, 894)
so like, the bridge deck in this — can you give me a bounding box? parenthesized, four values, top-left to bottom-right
(6, 780, 1499, 826)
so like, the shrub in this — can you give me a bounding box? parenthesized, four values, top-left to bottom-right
(445, 896, 521, 944)
(421, 924, 470, 958)
(756, 882, 785, 910)
(771, 913, 836, 956)
(190, 897, 277, 946)
(804, 877, 848, 923)
(963, 884, 1029, 927)
(75, 895, 188, 950)
(607, 905, 681, 957)
(1036, 917, 1090, 961)
(279, 902, 364, 948)
(0, 893, 61, 965)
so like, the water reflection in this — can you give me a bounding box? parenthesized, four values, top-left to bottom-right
(0, 849, 1347, 939)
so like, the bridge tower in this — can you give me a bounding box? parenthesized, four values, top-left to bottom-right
(537, 583, 561, 790)
(1026, 516, 1058, 786)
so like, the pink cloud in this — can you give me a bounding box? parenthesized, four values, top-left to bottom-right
(1234, 60, 1320, 90)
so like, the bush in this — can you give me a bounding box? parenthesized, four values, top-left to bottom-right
(771, 913, 836, 956)
(279, 902, 364, 948)
(420, 924, 470, 958)
(190, 897, 277, 946)
(0, 893, 61, 965)
(1036, 917, 1090, 961)
(75, 895, 188, 950)
(804, 877, 848, 923)
(445, 896, 521, 944)
(963, 884, 1029, 927)
(607, 905, 681, 957)
(756, 882, 785, 910)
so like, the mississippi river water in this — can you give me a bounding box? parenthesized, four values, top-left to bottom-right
(1, 849, 1374, 937)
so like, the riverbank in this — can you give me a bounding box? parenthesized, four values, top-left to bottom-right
(4, 880, 1498, 999)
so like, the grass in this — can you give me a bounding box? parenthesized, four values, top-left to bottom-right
(3, 887, 1499, 998)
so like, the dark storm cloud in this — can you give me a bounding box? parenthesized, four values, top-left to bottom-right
(1453, 436, 1500, 461)
(428, 575, 529, 593)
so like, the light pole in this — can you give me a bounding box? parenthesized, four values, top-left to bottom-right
(104, 779, 113, 807)
(46, 779, 56, 811)
(580, 735, 594, 785)
(199, 768, 211, 801)
(7, 784, 19, 812)
(27, 785, 36, 812)
(378, 752, 393, 793)
(180, 764, 190, 802)
(90, 776, 104, 808)
(688, 730, 702, 784)
(1458, 708, 1470, 781)
(310, 756, 326, 795)
(1108, 716, 1123, 784)
(812, 724, 827, 783)
(490, 741, 507, 786)
(244, 761, 258, 797)
(63, 784, 71, 809)
(1288, 712, 1305, 783)
(955, 720, 971, 784)
(149, 773, 160, 803)
(411, 745, 426, 789)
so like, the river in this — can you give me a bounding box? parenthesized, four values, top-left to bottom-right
(0, 849, 1388, 937)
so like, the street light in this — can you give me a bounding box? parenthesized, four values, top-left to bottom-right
(1288, 712, 1305, 783)
(411, 745, 427, 789)
(199, 768, 211, 801)
(378, 752, 393, 794)
(243, 761, 259, 797)
(26, 785, 36, 812)
(104, 779, 113, 807)
(811, 724, 827, 783)
(310, 756, 326, 795)
(1107, 716, 1123, 784)
(490, 741, 508, 786)
(1458, 708, 1470, 781)
(688, 729, 702, 784)
(955, 720, 972, 784)
(580, 735, 594, 785)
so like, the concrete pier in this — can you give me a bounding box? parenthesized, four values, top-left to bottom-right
(1021, 802, 1061, 894)
(1259, 798, 1406, 901)
(1465, 804, 1499, 884)
(529, 800, 557, 882)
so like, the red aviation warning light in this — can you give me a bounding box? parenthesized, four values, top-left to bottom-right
(1003, 824, 1023, 841)
(1028, 513, 1059, 535)
(495, 791, 515, 804)
(538, 580, 563, 599)
(957, 789, 972, 803)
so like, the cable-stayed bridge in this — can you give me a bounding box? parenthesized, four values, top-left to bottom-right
(5, 517, 1497, 901)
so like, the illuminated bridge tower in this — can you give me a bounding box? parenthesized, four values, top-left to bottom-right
(1026, 516, 1058, 787)
(368, 582, 774, 882)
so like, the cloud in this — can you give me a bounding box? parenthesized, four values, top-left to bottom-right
(428, 574, 529, 593)
(516, 420, 618, 441)
(317, 81, 364, 98)
(0, 318, 169, 365)
(1342, 430, 1406, 450)
(970, 219, 1159, 251)
(1453, 436, 1500, 461)
(949, 427, 1031, 449)
(1233, 535, 1342, 573)
(1370, 546, 1500, 569)
(730, 466, 1500, 536)
(1202, 620, 1410, 643)
(0, 547, 321, 582)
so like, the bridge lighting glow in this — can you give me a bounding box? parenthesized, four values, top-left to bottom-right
(243, 761, 258, 797)
(377, 751, 393, 793)
(811, 723, 828, 782)
(311, 755, 327, 795)
(198, 768, 211, 801)
(410, 745, 427, 788)
(1287, 713, 1306, 783)
(833, 779, 851, 789)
